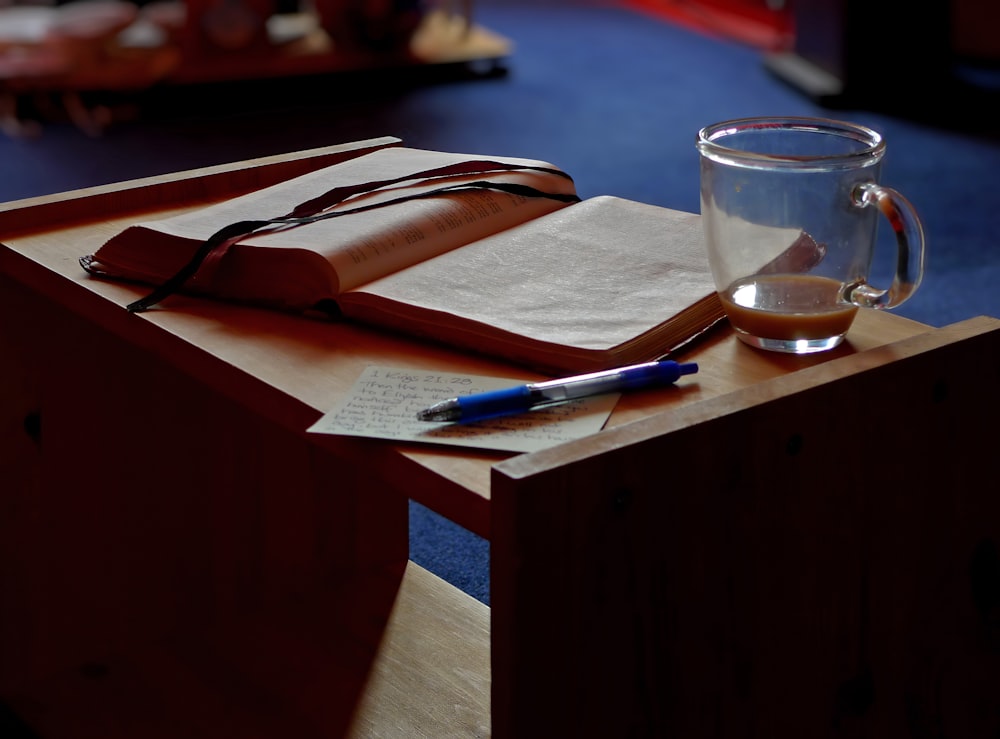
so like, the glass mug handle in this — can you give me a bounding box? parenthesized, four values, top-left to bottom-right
(845, 182, 926, 309)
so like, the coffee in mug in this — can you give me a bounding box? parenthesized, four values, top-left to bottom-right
(697, 116, 925, 354)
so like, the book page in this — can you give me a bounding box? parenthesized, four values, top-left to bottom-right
(307, 365, 617, 453)
(125, 147, 577, 294)
(339, 196, 723, 372)
(266, 169, 575, 292)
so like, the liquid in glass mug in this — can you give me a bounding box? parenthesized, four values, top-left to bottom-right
(696, 116, 926, 354)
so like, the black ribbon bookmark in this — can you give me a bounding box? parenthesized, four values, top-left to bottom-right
(106, 160, 579, 314)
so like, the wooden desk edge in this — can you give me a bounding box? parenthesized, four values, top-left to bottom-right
(0, 136, 402, 235)
(494, 315, 1000, 484)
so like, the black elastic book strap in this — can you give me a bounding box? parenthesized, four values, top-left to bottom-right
(111, 161, 578, 314)
(124, 219, 271, 313)
(289, 159, 573, 219)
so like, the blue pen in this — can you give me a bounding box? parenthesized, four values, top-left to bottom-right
(415, 360, 698, 423)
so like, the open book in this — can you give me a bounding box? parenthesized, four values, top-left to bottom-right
(83, 147, 724, 373)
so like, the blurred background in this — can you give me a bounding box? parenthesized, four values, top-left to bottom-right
(3, 0, 999, 604)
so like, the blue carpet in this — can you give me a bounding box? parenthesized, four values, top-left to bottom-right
(3, 0, 999, 605)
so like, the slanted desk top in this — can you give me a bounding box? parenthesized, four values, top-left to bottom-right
(0, 138, 933, 539)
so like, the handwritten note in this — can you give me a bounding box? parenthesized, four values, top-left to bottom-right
(307, 365, 618, 453)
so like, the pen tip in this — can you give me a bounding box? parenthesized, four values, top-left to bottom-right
(416, 398, 462, 423)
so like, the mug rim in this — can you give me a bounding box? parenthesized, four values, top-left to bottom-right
(696, 116, 885, 168)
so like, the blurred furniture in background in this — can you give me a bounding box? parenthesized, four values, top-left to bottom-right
(763, 0, 993, 107)
(0, 0, 508, 135)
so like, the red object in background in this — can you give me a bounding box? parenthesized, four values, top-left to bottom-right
(623, 0, 794, 51)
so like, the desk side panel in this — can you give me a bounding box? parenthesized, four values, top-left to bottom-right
(491, 317, 1000, 738)
(0, 276, 408, 733)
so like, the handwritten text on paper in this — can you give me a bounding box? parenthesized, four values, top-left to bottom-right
(307, 366, 617, 453)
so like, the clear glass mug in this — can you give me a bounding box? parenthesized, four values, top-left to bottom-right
(696, 116, 926, 353)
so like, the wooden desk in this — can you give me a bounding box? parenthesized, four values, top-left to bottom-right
(2, 141, 998, 737)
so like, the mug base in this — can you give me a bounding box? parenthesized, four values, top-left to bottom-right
(735, 332, 846, 354)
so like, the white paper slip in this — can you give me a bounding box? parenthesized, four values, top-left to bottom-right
(307, 365, 617, 453)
